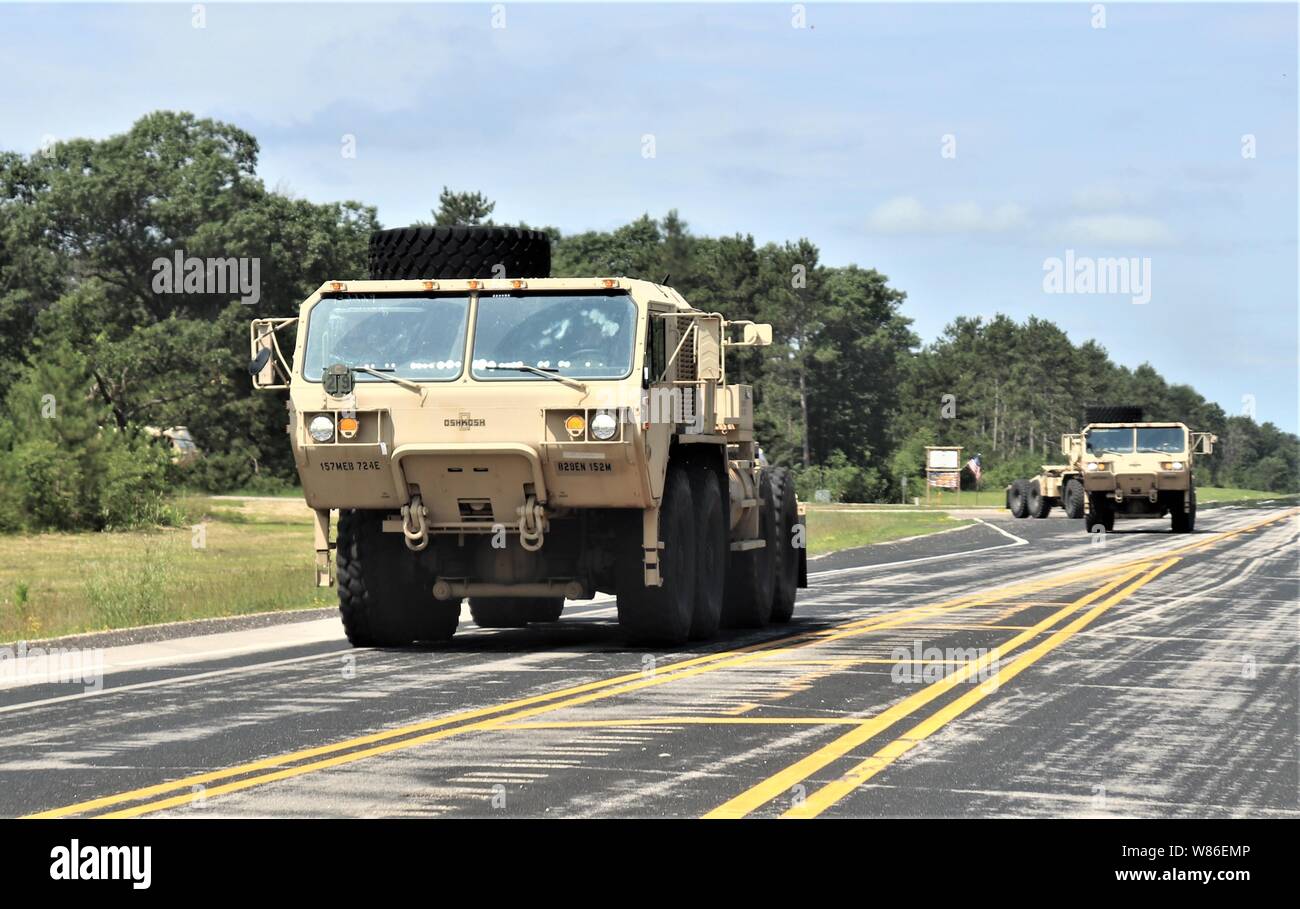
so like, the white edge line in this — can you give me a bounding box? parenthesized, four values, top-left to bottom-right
(809, 520, 1028, 580)
(0, 648, 355, 715)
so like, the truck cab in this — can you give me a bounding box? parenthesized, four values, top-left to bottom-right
(1076, 422, 1214, 533)
(250, 248, 805, 647)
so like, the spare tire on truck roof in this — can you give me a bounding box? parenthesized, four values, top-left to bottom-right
(1083, 404, 1144, 424)
(368, 226, 551, 280)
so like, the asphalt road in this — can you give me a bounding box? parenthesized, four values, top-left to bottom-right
(3, 502, 1296, 819)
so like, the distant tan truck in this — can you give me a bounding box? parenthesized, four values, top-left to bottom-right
(1007, 406, 1215, 533)
(249, 226, 805, 646)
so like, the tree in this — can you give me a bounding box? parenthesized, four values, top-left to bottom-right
(432, 187, 496, 226)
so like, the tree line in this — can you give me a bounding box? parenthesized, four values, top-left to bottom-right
(0, 112, 1294, 530)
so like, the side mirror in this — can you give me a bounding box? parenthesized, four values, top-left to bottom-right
(743, 323, 773, 346)
(248, 347, 272, 376)
(249, 318, 295, 389)
(724, 321, 773, 348)
(1191, 432, 1216, 455)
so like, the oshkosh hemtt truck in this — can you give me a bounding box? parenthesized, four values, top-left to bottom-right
(249, 226, 806, 646)
(1006, 432, 1087, 521)
(1006, 406, 1215, 533)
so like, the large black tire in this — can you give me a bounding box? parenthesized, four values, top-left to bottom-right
(687, 467, 725, 640)
(1171, 486, 1197, 533)
(336, 510, 460, 646)
(1063, 478, 1085, 519)
(617, 466, 697, 645)
(722, 470, 777, 628)
(468, 597, 564, 628)
(1008, 480, 1030, 519)
(1085, 494, 1116, 534)
(1083, 404, 1144, 425)
(769, 467, 799, 624)
(1028, 480, 1052, 518)
(368, 226, 551, 280)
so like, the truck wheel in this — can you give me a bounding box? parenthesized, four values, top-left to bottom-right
(1063, 479, 1085, 519)
(368, 226, 551, 280)
(469, 597, 564, 628)
(769, 467, 800, 624)
(687, 467, 725, 640)
(336, 510, 460, 647)
(1171, 487, 1197, 533)
(1029, 480, 1052, 518)
(617, 465, 697, 645)
(722, 469, 777, 628)
(1008, 480, 1029, 518)
(1085, 495, 1115, 534)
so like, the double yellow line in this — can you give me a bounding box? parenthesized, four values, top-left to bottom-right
(705, 559, 1175, 818)
(28, 561, 1138, 819)
(26, 507, 1295, 819)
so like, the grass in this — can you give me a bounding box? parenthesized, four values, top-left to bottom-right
(1197, 486, 1298, 504)
(804, 509, 974, 557)
(0, 495, 332, 643)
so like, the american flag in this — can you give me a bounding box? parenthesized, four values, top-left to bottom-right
(966, 453, 982, 483)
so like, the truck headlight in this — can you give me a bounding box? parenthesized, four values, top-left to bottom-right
(308, 415, 335, 443)
(1162, 461, 1184, 471)
(590, 411, 618, 440)
(1086, 462, 1099, 471)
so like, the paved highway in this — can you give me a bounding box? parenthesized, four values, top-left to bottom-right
(3, 502, 1296, 818)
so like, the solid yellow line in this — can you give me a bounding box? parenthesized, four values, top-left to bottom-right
(69, 564, 1138, 819)
(94, 594, 1056, 818)
(701, 563, 1155, 819)
(784, 557, 1179, 818)
(24, 631, 805, 819)
(499, 717, 867, 728)
(32, 512, 1264, 820)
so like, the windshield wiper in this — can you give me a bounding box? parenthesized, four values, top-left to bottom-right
(352, 365, 424, 395)
(483, 364, 588, 392)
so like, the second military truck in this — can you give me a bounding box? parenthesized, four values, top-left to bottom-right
(250, 226, 806, 646)
(1007, 405, 1215, 533)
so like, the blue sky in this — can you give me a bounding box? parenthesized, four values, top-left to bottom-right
(2, 2, 1296, 430)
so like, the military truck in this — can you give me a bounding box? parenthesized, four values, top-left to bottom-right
(248, 226, 806, 647)
(1006, 406, 1215, 533)
(1005, 434, 1087, 521)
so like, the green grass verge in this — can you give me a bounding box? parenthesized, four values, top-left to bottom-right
(0, 495, 332, 643)
(11, 483, 1269, 642)
(805, 509, 974, 557)
(1196, 486, 1298, 504)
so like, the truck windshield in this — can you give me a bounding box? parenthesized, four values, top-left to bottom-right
(302, 296, 469, 382)
(1136, 427, 1185, 453)
(471, 292, 637, 381)
(1085, 428, 1133, 455)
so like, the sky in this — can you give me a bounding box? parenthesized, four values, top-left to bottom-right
(2, 1, 1296, 431)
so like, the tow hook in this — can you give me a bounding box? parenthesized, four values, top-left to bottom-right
(517, 495, 547, 552)
(401, 494, 429, 552)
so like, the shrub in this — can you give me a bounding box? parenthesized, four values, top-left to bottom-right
(4, 439, 85, 530)
(97, 436, 172, 529)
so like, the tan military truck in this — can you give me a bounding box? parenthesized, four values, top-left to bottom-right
(248, 226, 806, 646)
(1006, 433, 1087, 521)
(1074, 419, 1215, 534)
(1007, 406, 1215, 532)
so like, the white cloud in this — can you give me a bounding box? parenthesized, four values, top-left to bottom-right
(865, 196, 1029, 234)
(1060, 214, 1175, 247)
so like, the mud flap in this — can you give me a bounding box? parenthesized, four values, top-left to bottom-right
(313, 508, 334, 587)
(797, 512, 808, 588)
